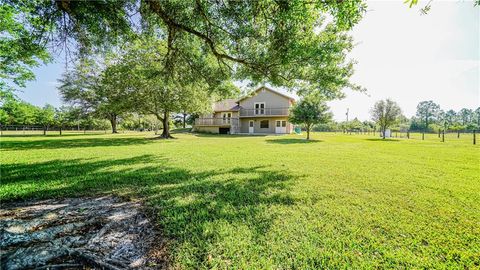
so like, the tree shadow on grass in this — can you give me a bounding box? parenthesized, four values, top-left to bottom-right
(265, 138, 323, 144)
(1, 155, 298, 267)
(0, 137, 156, 151)
(365, 138, 401, 142)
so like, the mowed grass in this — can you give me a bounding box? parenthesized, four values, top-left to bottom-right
(1, 132, 479, 269)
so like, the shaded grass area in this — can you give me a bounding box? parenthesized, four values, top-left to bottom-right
(1, 132, 479, 268)
(265, 138, 322, 144)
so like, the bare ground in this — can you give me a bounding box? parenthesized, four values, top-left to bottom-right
(0, 196, 167, 269)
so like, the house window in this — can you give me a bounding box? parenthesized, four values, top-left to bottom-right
(222, 112, 231, 124)
(254, 102, 265, 115)
(260, 120, 269, 128)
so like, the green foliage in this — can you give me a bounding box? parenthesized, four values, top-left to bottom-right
(58, 56, 135, 133)
(3, 0, 366, 98)
(0, 3, 51, 90)
(410, 104, 479, 132)
(0, 94, 109, 130)
(1, 133, 479, 268)
(416, 100, 440, 130)
(36, 104, 55, 128)
(371, 99, 402, 138)
(0, 97, 38, 125)
(289, 96, 331, 139)
(113, 36, 238, 137)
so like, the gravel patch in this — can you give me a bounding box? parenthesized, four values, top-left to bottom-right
(0, 196, 166, 269)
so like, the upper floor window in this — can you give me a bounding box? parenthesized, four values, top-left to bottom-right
(222, 112, 232, 124)
(254, 102, 265, 115)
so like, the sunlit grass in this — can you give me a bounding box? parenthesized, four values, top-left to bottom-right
(1, 132, 479, 268)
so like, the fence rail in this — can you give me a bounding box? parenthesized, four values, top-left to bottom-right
(0, 125, 119, 136)
(239, 107, 290, 117)
(194, 118, 239, 126)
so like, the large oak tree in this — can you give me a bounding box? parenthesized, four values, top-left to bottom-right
(2, 0, 366, 98)
(115, 36, 238, 138)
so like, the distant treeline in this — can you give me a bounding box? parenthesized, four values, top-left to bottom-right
(0, 93, 190, 132)
(314, 101, 479, 133)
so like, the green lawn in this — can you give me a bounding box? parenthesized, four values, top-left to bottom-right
(1, 132, 479, 269)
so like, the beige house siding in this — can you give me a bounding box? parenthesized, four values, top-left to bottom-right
(238, 88, 290, 109)
(194, 87, 295, 134)
(212, 111, 239, 118)
(240, 117, 292, 134)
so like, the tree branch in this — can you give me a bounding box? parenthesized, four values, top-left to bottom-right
(146, 1, 250, 66)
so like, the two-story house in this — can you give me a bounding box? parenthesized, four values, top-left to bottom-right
(194, 86, 295, 134)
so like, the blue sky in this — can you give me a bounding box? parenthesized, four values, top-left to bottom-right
(17, 1, 479, 121)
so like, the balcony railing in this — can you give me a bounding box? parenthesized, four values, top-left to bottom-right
(194, 117, 239, 126)
(239, 107, 289, 117)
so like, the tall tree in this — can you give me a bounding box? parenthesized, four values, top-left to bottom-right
(474, 107, 480, 129)
(36, 104, 55, 135)
(371, 99, 402, 139)
(3, 0, 365, 98)
(289, 95, 331, 140)
(444, 109, 458, 130)
(416, 100, 440, 130)
(117, 37, 237, 138)
(458, 108, 473, 127)
(58, 57, 132, 133)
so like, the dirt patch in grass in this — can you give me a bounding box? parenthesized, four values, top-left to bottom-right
(0, 196, 167, 269)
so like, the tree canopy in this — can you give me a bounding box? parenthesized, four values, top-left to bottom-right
(111, 36, 239, 138)
(370, 99, 402, 139)
(416, 100, 441, 130)
(289, 95, 331, 140)
(2, 0, 366, 98)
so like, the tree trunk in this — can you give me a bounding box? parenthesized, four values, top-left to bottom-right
(382, 129, 386, 139)
(183, 113, 186, 129)
(110, 114, 118, 133)
(43, 126, 46, 136)
(306, 124, 310, 140)
(59, 126, 62, 135)
(160, 111, 172, 138)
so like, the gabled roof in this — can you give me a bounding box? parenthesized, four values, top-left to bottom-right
(213, 99, 240, 112)
(212, 87, 295, 112)
(237, 86, 296, 102)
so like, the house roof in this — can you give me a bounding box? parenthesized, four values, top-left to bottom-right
(237, 86, 296, 102)
(213, 99, 240, 112)
(212, 87, 295, 112)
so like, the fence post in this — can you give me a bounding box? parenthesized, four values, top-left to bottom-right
(474, 130, 476, 145)
(442, 130, 445, 142)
